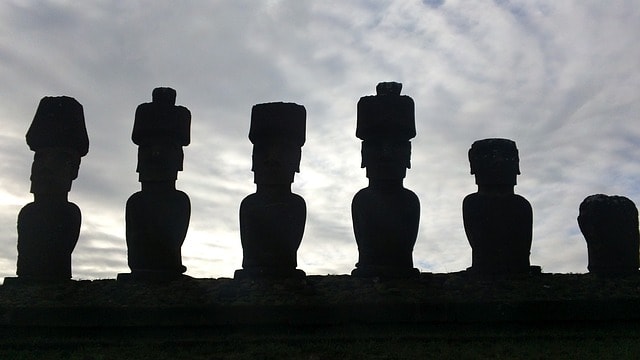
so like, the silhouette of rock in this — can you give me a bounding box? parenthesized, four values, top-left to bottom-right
(119, 88, 191, 281)
(351, 82, 420, 278)
(235, 102, 307, 279)
(578, 194, 639, 275)
(463, 138, 537, 275)
(14, 96, 88, 281)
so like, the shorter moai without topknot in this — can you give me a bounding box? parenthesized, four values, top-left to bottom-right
(13, 96, 89, 282)
(578, 194, 639, 275)
(351, 82, 420, 278)
(463, 138, 538, 275)
(235, 102, 307, 279)
(119, 87, 191, 281)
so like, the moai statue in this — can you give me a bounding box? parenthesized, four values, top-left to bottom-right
(14, 96, 89, 281)
(119, 87, 191, 281)
(235, 102, 307, 279)
(463, 138, 537, 275)
(578, 194, 639, 275)
(351, 82, 420, 278)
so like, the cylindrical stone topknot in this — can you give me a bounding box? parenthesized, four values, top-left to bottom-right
(357, 82, 415, 141)
(249, 102, 306, 147)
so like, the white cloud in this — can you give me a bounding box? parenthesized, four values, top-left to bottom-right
(0, 0, 638, 279)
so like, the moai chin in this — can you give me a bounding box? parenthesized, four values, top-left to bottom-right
(14, 96, 89, 282)
(578, 194, 640, 275)
(119, 87, 191, 281)
(462, 138, 537, 275)
(351, 82, 420, 278)
(235, 102, 307, 280)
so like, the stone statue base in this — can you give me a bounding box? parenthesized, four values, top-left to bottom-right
(3, 277, 74, 286)
(234, 268, 306, 280)
(116, 271, 190, 283)
(351, 265, 419, 279)
(465, 265, 542, 276)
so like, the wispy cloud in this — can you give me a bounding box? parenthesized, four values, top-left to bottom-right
(0, 1, 638, 279)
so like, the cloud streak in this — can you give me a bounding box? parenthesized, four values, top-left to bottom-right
(0, 0, 638, 279)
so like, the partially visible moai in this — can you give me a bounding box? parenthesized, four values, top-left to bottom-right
(16, 96, 89, 281)
(463, 138, 536, 275)
(351, 82, 420, 278)
(120, 87, 191, 281)
(236, 102, 307, 279)
(578, 194, 639, 275)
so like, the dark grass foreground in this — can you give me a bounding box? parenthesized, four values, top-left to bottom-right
(1, 273, 640, 359)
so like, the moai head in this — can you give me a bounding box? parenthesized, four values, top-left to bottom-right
(468, 138, 520, 186)
(578, 194, 640, 274)
(133, 87, 191, 182)
(357, 82, 415, 180)
(26, 96, 89, 194)
(249, 102, 306, 185)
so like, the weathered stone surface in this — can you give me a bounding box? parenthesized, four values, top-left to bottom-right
(125, 185, 190, 277)
(17, 199, 80, 280)
(356, 82, 415, 142)
(26, 96, 89, 156)
(237, 102, 307, 279)
(578, 194, 640, 275)
(122, 88, 191, 281)
(249, 102, 305, 147)
(14, 96, 88, 281)
(132, 87, 190, 182)
(352, 82, 420, 278)
(463, 138, 536, 275)
(4, 274, 640, 327)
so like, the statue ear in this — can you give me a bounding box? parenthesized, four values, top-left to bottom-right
(250, 149, 256, 172)
(294, 148, 302, 173)
(360, 142, 366, 168)
(468, 149, 476, 175)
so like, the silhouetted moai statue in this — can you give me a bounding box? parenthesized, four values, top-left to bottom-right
(463, 138, 538, 275)
(578, 194, 639, 275)
(119, 87, 191, 281)
(15, 96, 89, 281)
(351, 82, 420, 278)
(235, 102, 307, 279)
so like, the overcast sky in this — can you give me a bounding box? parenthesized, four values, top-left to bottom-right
(1, 0, 639, 280)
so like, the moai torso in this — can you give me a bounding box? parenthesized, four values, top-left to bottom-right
(236, 102, 307, 279)
(16, 96, 88, 281)
(121, 88, 191, 280)
(351, 82, 420, 278)
(462, 138, 534, 275)
(578, 194, 639, 275)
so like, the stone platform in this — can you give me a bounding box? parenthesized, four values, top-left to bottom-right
(1, 273, 640, 327)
